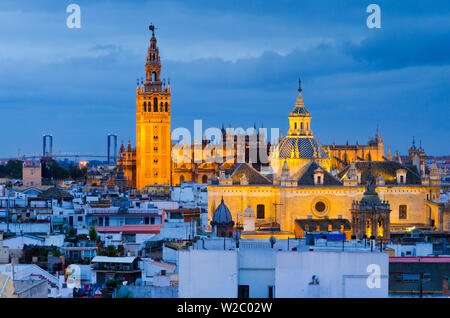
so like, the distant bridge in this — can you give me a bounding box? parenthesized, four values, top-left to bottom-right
(0, 154, 109, 161)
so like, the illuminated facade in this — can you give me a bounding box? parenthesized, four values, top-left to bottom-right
(135, 25, 172, 188)
(207, 88, 444, 235)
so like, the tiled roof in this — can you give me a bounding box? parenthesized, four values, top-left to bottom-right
(337, 161, 422, 185)
(228, 163, 272, 185)
(211, 198, 234, 225)
(38, 187, 73, 200)
(278, 137, 328, 159)
(297, 162, 342, 186)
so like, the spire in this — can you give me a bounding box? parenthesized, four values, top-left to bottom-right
(144, 24, 162, 92)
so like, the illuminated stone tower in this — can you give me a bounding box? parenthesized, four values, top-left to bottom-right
(136, 24, 171, 189)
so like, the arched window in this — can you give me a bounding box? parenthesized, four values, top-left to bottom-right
(294, 123, 297, 129)
(153, 98, 158, 112)
(377, 218, 384, 237)
(366, 218, 372, 238)
(300, 122, 303, 130)
(143, 101, 146, 112)
(165, 102, 168, 112)
(160, 102, 164, 112)
(399, 205, 407, 219)
(202, 175, 208, 183)
(257, 204, 265, 219)
(152, 72, 157, 81)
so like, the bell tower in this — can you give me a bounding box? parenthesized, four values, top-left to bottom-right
(136, 24, 172, 189)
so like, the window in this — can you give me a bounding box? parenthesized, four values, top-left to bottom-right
(400, 175, 404, 183)
(268, 286, 274, 298)
(202, 175, 208, 183)
(153, 98, 158, 112)
(160, 102, 164, 112)
(30, 169, 34, 175)
(165, 102, 168, 112)
(145, 217, 149, 224)
(315, 201, 326, 213)
(105, 217, 110, 226)
(300, 122, 303, 130)
(143, 101, 147, 112)
(317, 176, 321, 184)
(294, 123, 297, 129)
(180, 175, 185, 183)
(399, 205, 407, 219)
(257, 204, 265, 219)
(238, 285, 249, 298)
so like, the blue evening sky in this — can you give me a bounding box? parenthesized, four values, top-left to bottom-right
(0, 0, 449, 157)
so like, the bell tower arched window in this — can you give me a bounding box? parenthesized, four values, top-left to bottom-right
(165, 102, 168, 112)
(160, 102, 164, 112)
(143, 101, 146, 112)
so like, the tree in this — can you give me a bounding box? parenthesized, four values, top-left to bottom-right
(89, 226, 98, 242)
(0, 160, 23, 179)
(105, 245, 118, 257)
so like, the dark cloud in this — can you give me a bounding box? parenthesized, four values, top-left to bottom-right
(0, 0, 449, 157)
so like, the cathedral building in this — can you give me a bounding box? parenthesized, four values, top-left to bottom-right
(207, 87, 445, 234)
(117, 25, 446, 237)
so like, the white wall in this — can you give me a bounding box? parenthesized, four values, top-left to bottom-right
(178, 250, 238, 298)
(238, 249, 275, 298)
(0, 222, 51, 235)
(388, 243, 433, 257)
(2, 236, 44, 249)
(275, 251, 389, 298)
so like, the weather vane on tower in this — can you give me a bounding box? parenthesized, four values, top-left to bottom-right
(149, 23, 157, 36)
(298, 77, 302, 93)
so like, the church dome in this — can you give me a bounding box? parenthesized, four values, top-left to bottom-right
(211, 198, 234, 225)
(277, 136, 328, 159)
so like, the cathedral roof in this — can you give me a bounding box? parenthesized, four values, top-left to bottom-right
(278, 136, 328, 159)
(338, 161, 422, 185)
(297, 161, 342, 186)
(211, 198, 234, 225)
(227, 163, 272, 185)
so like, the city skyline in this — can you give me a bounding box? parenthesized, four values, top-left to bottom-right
(0, 0, 449, 157)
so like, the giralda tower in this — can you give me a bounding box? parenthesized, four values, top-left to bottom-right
(136, 25, 171, 188)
